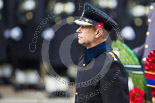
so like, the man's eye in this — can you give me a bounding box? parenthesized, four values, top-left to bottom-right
(81, 26, 86, 29)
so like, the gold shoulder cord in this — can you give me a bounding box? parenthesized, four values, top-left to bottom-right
(108, 52, 117, 61)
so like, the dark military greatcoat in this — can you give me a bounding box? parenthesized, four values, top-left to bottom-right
(75, 42, 129, 103)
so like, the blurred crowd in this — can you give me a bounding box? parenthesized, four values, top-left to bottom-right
(0, 0, 152, 99)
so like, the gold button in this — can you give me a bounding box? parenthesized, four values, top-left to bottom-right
(83, 64, 86, 67)
(150, 5, 154, 10)
(146, 32, 150, 36)
(75, 92, 78, 96)
(142, 57, 146, 62)
(148, 19, 151, 23)
(145, 44, 148, 49)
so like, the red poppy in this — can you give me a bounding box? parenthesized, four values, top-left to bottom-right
(129, 87, 145, 103)
(134, 97, 143, 103)
(140, 90, 145, 97)
(96, 22, 104, 29)
(129, 90, 134, 102)
(145, 49, 155, 72)
(151, 88, 155, 97)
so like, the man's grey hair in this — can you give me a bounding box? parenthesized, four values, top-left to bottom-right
(92, 26, 110, 40)
(102, 28, 110, 39)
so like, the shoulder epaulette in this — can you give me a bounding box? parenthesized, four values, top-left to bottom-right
(108, 52, 118, 61)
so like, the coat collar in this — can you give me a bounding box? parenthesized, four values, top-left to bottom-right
(83, 41, 112, 63)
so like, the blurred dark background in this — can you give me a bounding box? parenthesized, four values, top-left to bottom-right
(0, 0, 151, 102)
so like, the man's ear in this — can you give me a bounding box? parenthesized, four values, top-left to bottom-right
(95, 29, 103, 38)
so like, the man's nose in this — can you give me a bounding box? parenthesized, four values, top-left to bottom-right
(76, 26, 81, 33)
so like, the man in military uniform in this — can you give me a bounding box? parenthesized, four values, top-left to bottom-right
(141, 2, 155, 65)
(74, 3, 129, 103)
(132, 2, 155, 102)
(43, 0, 83, 98)
(132, 1, 155, 66)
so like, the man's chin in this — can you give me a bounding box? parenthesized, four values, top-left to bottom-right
(78, 40, 83, 45)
